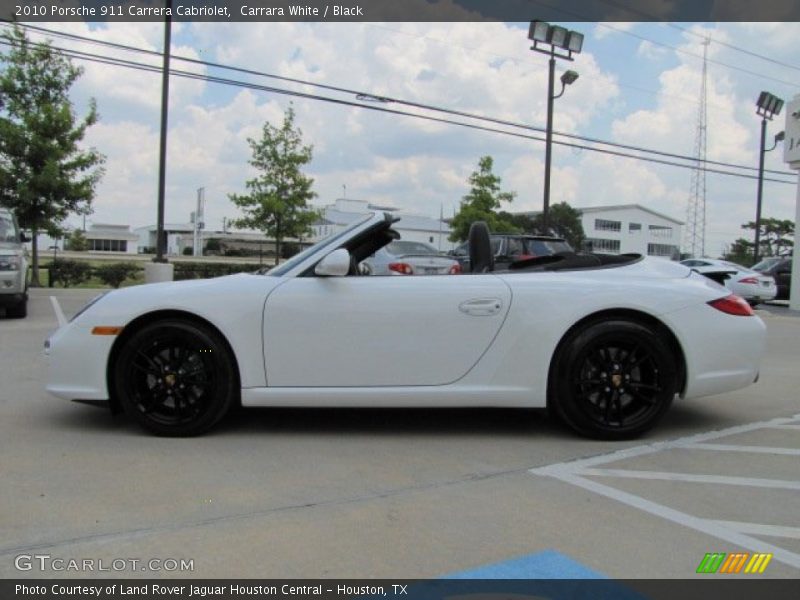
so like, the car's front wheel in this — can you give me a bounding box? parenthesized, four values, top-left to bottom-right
(6, 296, 27, 318)
(113, 319, 237, 436)
(550, 319, 678, 440)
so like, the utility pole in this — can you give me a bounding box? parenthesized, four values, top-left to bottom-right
(155, 0, 172, 263)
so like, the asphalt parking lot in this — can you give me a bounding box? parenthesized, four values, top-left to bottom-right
(1, 288, 799, 579)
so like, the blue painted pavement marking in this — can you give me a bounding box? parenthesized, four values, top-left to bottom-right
(444, 549, 607, 579)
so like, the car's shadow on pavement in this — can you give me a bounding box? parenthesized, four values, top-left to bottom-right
(218, 406, 560, 438)
(48, 400, 740, 442)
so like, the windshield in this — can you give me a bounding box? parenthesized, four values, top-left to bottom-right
(0, 213, 19, 243)
(752, 257, 781, 271)
(387, 241, 438, 256)
(528, 239, 571, 255)
(267, 214, 372, 276)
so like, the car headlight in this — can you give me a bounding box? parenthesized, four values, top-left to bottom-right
(0, 255, 20, 271)
(70, 292, 109, 322)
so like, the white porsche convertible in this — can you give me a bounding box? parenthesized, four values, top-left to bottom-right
(46, 214, 766, 439)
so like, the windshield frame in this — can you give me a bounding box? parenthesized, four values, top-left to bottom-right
(0, 211, 20, 244)
(266, 213, 374, 277)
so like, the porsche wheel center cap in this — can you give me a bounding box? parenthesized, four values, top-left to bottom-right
(611, 374, 623, 388)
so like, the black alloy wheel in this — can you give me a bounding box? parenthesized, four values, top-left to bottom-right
(114, 319, 237, 436)
(551, 320, 678, 440)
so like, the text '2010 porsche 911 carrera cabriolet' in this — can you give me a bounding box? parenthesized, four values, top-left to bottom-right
(45, 213, 766, 439)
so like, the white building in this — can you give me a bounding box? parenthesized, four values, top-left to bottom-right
(312, 198, 453, 251)
(518, 204, 683, 259)
(83, 223, 139, 254)
(134, 223, 194, 255)
(579, 205, 683, 258)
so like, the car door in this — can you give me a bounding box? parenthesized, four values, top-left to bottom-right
(262, 274, 511, 387)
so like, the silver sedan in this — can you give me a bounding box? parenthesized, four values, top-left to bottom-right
(361, 241, 461, 276)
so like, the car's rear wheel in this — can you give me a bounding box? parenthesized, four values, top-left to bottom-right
(550, 320, 678, 440)
(113, 319, 237, 436)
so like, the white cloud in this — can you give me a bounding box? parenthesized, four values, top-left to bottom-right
(594, 22, 636, 40)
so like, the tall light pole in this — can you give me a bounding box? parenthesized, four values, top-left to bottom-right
(754, 91, 784, 264)
(528, 21, 583, 234)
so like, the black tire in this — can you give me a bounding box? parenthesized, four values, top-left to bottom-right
(6, 297, 27, 319)
(113, 319, 237, 436)
(550, 319, 678, 440)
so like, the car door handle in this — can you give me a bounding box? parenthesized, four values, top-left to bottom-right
(459, 298, 503, 317)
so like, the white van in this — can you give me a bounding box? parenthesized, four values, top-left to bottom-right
(0, 208, 29, 318)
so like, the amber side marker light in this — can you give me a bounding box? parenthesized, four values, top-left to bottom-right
(91, 326, 124, 335)
(708, 294, 755, 316)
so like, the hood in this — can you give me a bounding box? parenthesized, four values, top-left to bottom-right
(0, 242, 24, 255)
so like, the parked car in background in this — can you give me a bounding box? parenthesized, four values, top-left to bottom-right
(451, 233, 573, 271)
(680, 258, 777, 305)
(362, 240, 461, 276)
(0, 208, 29, 318)
(753, 256, 792, 300)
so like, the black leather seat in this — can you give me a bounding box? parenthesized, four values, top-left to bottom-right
(468, 221, 494, 273)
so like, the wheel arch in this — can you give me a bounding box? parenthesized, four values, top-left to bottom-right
(106, 309, 242, 414)
(547, 308, 687, 407)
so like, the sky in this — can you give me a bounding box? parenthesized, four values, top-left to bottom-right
(4, 20, 799, 256)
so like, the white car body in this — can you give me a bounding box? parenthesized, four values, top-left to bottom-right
(46, 213, 766, 438)
(680, 258, 777, 304)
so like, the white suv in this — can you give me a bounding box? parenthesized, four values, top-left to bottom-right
(0, 208, 29, 318)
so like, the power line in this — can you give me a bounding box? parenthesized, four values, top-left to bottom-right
(665, 22, 800, 73)
(593, 0, 800, 72)
(0, 30, 795, 186)
(527, 0, 799, 90)
(4, 20, 795, 180)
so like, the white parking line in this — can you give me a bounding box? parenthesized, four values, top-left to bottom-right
(685, 442, 800, 456)
(768, 424, 800, 431)
(709, 521, 800, 540)
(579, 468, 800, 491)
(529, 413, 800, 570)
(49, 296, 67, 327)
(556, 472, 800, 569)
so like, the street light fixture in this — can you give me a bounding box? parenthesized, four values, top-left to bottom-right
(528, 21, 583, 233)
(754, 91, 784, 264)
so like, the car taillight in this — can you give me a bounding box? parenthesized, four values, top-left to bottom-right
(708, 294, 755, 316)
(388, 262, 413, 275)
(448, 264, 462, 275)
(738, 276, 759, 284)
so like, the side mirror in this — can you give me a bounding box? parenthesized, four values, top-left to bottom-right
(314, 248, 351, 277)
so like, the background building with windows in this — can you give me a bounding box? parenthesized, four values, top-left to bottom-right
(83, 223, 139, 254)
(518, 204, 683, 259)
(580, 205, 682, 258)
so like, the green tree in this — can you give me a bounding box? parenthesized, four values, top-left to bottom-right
(449, 156, 518, 243)
(498, 202, 585, 249)
(741, 218, 794, 259)
(531, 202, 585, 249)
(229, 106, 319, 262)
(0, 25, 105, 286)
(66, 228, 88, 251)
(722, 238, 755, 266)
